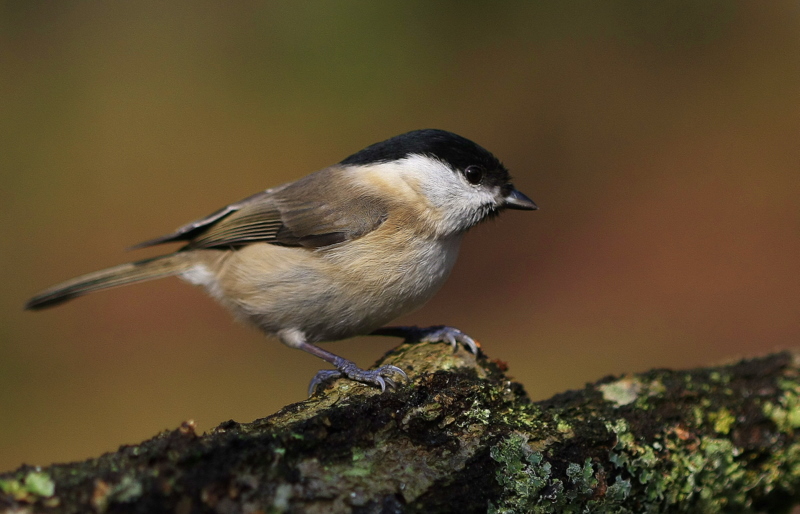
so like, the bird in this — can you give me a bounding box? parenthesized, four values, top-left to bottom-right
(25, 129, 537, 394)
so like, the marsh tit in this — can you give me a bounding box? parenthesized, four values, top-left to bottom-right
(25, 129, 536, 394)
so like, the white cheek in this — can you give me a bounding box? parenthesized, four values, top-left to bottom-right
(396, 155, 496, 232)
(351, 155, 497, 235)
(396, 155, 460, 198)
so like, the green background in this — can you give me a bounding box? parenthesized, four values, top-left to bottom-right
(2, 1, 798, 471)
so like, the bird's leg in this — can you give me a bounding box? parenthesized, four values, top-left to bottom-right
(278, 329, 407, 395)
(370, 325, 479, 354)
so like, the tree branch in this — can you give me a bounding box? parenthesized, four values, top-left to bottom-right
(2, 342, 800, 513)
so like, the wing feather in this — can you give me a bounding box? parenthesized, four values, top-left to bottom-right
(130, 167, 388, 251)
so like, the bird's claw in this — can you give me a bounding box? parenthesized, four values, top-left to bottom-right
(308, 370, 343, 396)
(306, 325, 476, 395)
(416, 325, 479, 354)
(308, 362, 408, 396)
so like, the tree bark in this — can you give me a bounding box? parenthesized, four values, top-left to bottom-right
(2, 341, 799, 513)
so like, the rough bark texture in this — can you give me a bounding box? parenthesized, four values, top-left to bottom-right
(2, 342, 800, 513)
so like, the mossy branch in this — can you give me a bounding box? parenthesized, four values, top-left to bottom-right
(2, 342, 800, 513)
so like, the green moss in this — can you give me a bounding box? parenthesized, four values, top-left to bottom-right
(0, 478, 24, 499)
(23, 472, 55, 497)
(463, 398, 492, 426)
(709, 408, 735, 435)
(605, 415, 759, 510)
(605, 478, 631, 502)
(489, 433, 552, 513)
(764, 378, 800, 433)
(502, 404, 545, 432)
(565, 458, 598, 499)
(0, 471, 56, 502)
(554, 415, 573, 435)
(489, 433, 629, 513)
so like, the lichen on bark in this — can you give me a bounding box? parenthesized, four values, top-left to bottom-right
(2, 342, 800, 513)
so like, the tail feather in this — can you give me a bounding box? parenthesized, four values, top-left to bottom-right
(25, 254, 191, 310)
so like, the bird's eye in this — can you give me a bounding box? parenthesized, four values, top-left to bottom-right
(464, 165, 485, 185)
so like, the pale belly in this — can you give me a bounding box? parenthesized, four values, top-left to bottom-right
(181, 233, 463, 343)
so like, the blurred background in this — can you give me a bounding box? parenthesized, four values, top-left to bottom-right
(2, 1, 798, 471)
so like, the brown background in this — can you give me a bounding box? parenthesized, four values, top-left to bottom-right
(2, 2, 798, 471)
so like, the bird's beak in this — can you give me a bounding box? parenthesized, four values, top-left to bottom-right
(503, 189, 538, 210)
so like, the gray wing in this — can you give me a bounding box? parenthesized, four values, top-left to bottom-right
(131, 168, 388, 251)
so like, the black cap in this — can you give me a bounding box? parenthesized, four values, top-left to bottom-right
(340, 129, 505, 176)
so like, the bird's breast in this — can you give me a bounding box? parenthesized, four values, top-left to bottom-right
(321, 225, 463, 320)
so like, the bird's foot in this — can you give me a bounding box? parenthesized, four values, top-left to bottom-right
(371, 325, 479, 354)
(308, 359, 408, 396)
(416, 325, 479, 354)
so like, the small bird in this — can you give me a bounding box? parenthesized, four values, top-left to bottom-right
(25, 129, 536, 394)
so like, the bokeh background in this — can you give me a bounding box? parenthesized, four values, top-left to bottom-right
(2, 1, 798, 471)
